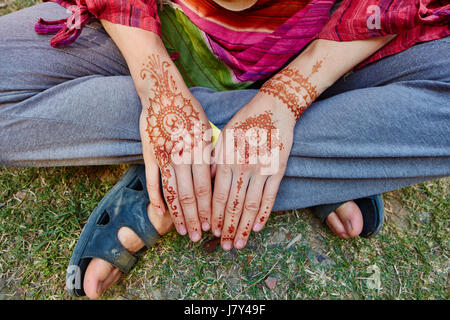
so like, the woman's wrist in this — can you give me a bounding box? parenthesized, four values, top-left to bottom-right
(258, 59, 325, 123)
(257, 36, 396, 124)
(136, 52, 195, 108)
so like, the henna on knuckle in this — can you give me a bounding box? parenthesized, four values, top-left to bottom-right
(163, 183, 179, 215)
(253, 205, 272, 229)
(226, 223, 236, 236)
(225, 206, 240, 237)
(225, 206, 239, 219)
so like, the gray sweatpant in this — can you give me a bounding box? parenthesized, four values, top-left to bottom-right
(0, 2, 449, 210)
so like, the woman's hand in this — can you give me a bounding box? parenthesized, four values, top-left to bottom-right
(210, 92, 296, 250)
(139, 54, 213, 242)
(98, 22, 214, 242)
(210, 55, 328, 250)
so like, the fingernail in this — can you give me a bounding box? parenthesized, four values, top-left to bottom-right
(202, 222, 210, 231)
(253, 223, 262, 232)
(191, 231, 201, 242)
(178, 225, 187, 235)
(223, 241, 232, 251)
(345, 220, 353, 234)
(339, 232, 348, 239)
(235, 239, 245, 249)
(214, 229, 221, 237)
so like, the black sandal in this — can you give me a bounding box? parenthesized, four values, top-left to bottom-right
(65, 165, 160, 297)
(312, 194, 385, 238)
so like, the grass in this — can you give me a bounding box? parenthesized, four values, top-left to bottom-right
(1, 166, 448, 300)
(0, 0, 449, 300)
(0, 0, 39, 15)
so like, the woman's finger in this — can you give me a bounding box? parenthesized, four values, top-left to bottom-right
(210, 147, 217, 178)
(173, 163, 202, 242)
(253, 175, 282, 232)
(233, 175, 267, 249)
(144, 160, 166, 216)
(211, 164, 233, 238)
(161, 165, 187, 235)
(192, 163, 212, 231)
(220, 170, 250, 251)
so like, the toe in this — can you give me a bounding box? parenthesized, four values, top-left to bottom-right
(83, 227, 145, 299)
(334, 201, 363, 237)
(80, 200, 171, 299)
(326, 211, 350, 238)
(83, 258, 122, 299)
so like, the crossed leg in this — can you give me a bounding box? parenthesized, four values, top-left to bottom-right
(1, 3, 449, 298)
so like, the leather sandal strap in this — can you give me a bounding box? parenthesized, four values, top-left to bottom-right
(81, 217, 138, 273)
(81, 167, 159, 272)
(66, 165, 160, 297)
(114, 173, 160, 249)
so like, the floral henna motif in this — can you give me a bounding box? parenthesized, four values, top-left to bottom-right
(260, 60, 323, 121)
(141, 55, 204, 166)
(231, 110, 283, 165)
(221, 111, 283, 242)
(141, 54, 205, 222)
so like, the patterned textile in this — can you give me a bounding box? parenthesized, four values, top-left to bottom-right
(35, 0, 449, 90)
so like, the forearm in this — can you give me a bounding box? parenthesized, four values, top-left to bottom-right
(294, 36, 395, 91)
(100, 20, 189, 102)
(260, 36, 396, 122)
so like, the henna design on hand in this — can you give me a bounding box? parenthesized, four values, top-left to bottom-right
(221, 110, 283, 242)
(232, 173, 244, 212)
(260, 60, 324, 121)
(140, 54, 205, 223)
(231, 110, 284, 165)
(260, 206, 270, 224)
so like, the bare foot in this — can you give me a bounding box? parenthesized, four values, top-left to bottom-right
(82, 205, 173, 299)
(81, 200, 362, 298)
(325, 200, 363, 238)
